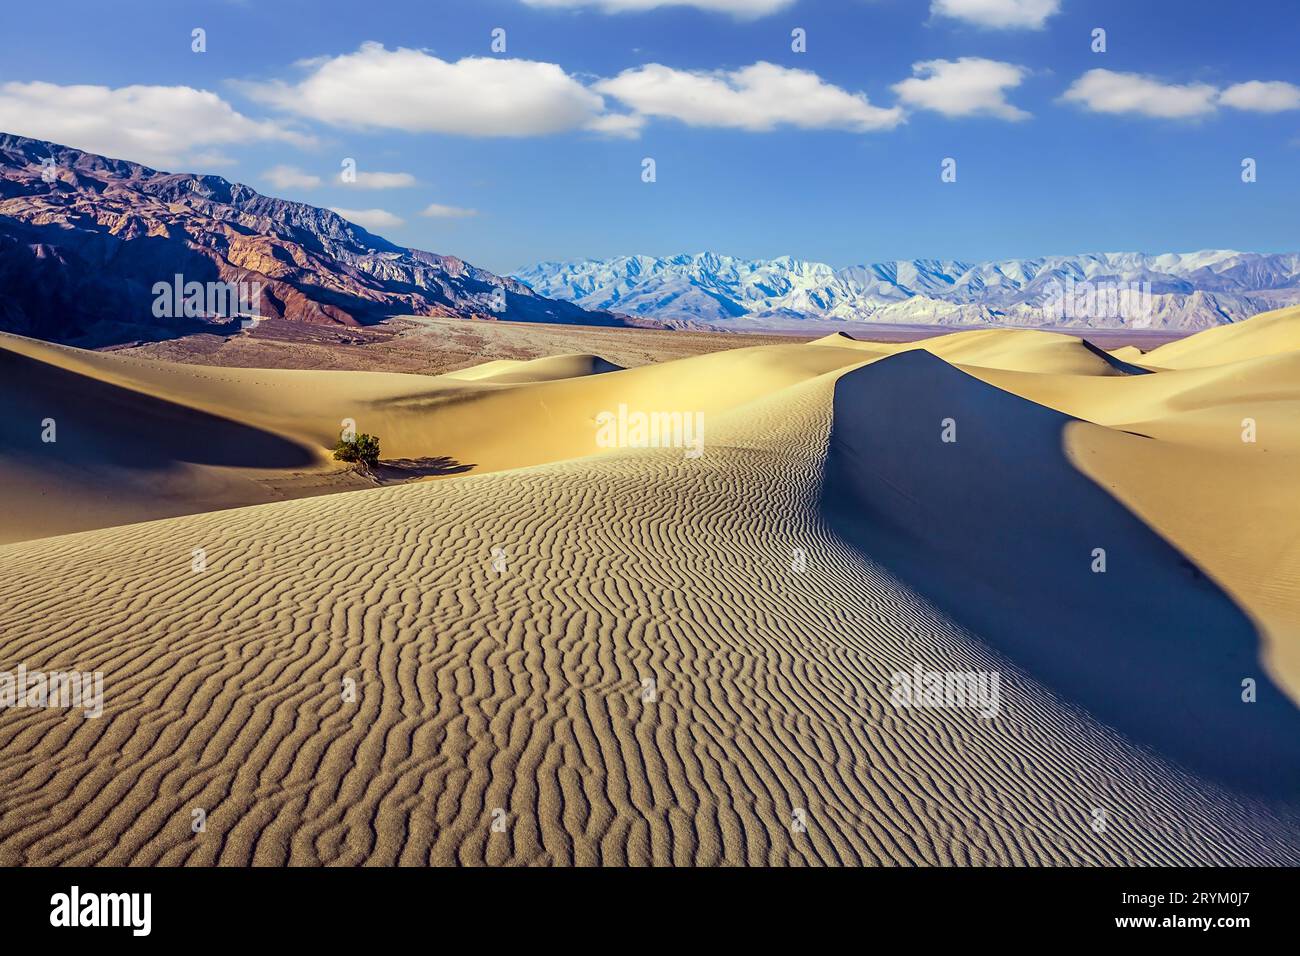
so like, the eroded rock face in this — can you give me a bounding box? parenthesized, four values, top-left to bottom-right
(0, 133, 632, 345)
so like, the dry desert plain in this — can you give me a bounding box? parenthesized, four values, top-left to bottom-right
(1, 309, 1300, 865)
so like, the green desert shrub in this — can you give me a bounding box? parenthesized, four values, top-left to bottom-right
(333, 432, 381, 467)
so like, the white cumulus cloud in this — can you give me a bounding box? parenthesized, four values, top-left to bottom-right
(1219, 80, 1300, 113)
(931, 0, 1060, 30)
(343, 170, 418, 189)
(239, 43, 612, 137)
(594, 61, 903, 132)
(263, 165, 323, 189)
(0, 81, 312, 168)
(583, 112, 647, 138)
(329, 207, 405, 231)
(892, 58, 1030, 120)
(520, 0, 794, 16)
(421, 203, 479, 219)
(1061, 69, 1221, 119)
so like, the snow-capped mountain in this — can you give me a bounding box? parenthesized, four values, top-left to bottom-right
(515, 250, 1300, 330)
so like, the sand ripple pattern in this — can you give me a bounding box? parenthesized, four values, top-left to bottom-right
(1, 374, 1297, 865)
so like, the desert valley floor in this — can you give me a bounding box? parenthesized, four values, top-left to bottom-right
(1, 312, 1299, 865)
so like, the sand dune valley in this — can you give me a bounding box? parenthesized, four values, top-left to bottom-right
(2, 306, 1300, 867)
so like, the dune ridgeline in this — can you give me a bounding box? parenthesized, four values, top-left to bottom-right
(1, 307, 1299, 865)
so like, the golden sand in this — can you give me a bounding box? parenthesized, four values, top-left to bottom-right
(1, 309, 1298, 865)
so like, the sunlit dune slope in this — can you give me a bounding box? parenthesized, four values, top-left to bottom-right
(442, 353, 624, 384)
(933, 316, 1300, 701)
(0, 332, 874, 540)
(822, 350, 1300, 790)
(3, 310, 1300, 868)
(3, 349, 1299, 865)
(1141, 304, 1300, 369)
(811, 327, 1141, 376)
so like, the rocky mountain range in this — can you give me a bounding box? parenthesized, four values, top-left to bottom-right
(6, 133, 1291, 344)
(516, 250, 1300, 330)
(0, 134, 635, 345)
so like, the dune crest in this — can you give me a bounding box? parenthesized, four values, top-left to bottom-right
(443, 353, 624, 384)
(3, 311, 1300, 864)
(821, 349, 1300, 791)
(1142, 304, 1300, 369)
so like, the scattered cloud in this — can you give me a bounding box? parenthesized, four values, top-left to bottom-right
(1060, 69, 1219, 119)
(421, 203, 479, 218)
(892, 58, 1030, 121)
(594, 61, 903, 132)
(329, 207, 405, 230)
(930, 0, 1060, 30)
(1219, 80, 1300, 113)
(583, 112, 647, 138)
(189, 152, 238, 169)
(0, 81, 311, 168)
(343, 170, 418, 188)
(264, 164, 323, 189)
(1061, 70, 1299, 119)
(239, 43, 611, 137)
(519, 0, 794, 17)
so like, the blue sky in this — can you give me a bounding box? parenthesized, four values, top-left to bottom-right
(0, 0, 1297, 273)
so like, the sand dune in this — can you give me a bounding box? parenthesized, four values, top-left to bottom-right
(1142, 304, 1300, 369)
(1, 312, 1299, 865)
(1106, 344, 1147, 366)
(822, 350, 1300, 791)
(442, 353, 624, 384)
(812, 327, 1144, 376)
(0, 333, 874, 541)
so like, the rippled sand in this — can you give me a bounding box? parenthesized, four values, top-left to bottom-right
(2, 310, 1298, 865)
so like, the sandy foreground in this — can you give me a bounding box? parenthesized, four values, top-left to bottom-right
(1, 311, 1299, 865)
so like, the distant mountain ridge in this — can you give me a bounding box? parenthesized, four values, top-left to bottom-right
(0, 133, 643, 345)
(515, 250, 1300, 330)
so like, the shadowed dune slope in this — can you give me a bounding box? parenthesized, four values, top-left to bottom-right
(811, 327, 1140, 376)
(0, 340, 322, 542)
(947, 344, 1300, 698)
(0, 319, 1229, 544)
(820, 349, 1300, 794)
(1079, 338, 1151, 375)
(1106, 344, 1149, 366)
(963, 349, 1300, 445)
(2, 366, 1299, 865)
(0, 332, 875, 541)
(442, 353, 624, 384)
(1065, 417, 1300, 700)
